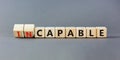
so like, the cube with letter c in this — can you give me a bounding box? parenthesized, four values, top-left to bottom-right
(35, 27, 45, 38)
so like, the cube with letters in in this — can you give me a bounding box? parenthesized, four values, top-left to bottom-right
(13, 24, 24, 38)
(24, 24, 35, 38)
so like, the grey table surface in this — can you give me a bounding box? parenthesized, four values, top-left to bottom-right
(0, 0, 120, 60)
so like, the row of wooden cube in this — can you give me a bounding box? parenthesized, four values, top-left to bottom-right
(13, 24, 107, 38)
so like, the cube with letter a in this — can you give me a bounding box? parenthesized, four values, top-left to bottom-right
(13, 24, 24, 38)
(65, 27, 76, 38)
(24, 24, 35, 38)
(45, 27, 55, 38)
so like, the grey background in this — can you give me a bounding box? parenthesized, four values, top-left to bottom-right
(0, 0, 120, 60)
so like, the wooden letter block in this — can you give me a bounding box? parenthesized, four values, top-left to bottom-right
(76, 27, 86, 38)
(35, 27, 45, 38)
(96, 27, 107, 38)
(65, 27, 76, 38)
(45, 27, 55, 38)
(86, 27, 96, 38)
(24, 24, 35, 38)
(13, 24, 24, 38)
(13, 24, 107, 39)
(55, 27, 65, 38)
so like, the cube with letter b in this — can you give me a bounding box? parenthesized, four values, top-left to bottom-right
(76, 27, 86, 38)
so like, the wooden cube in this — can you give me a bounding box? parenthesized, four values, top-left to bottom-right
(13, 24, 24, 38)
(35, 27, 45, 38)
(86, 27, 97, 38)
(45, 27, 55, 38)
(96, 27, 107, 38)
(65, 27, 76, 38)
(55, 27, 65, 38)
(76, 27, 86, 38)
(24, 24, 35, 38)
